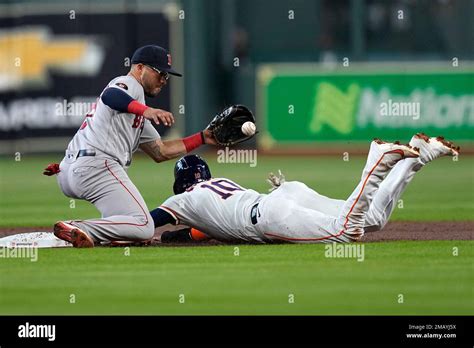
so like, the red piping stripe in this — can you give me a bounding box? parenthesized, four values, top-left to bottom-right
(264, 150, 403, 242)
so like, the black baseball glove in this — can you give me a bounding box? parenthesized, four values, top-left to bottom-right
(206, 104, 257, 146)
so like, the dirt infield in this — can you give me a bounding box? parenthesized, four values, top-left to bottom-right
(0, 221, 472, 244)
(360, 221, 472, 242)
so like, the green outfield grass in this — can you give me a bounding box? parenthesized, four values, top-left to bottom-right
(0, 241, 472, 315)
(0, 154, 473, 227)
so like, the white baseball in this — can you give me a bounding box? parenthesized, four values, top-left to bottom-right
(241, 121, 256, 136)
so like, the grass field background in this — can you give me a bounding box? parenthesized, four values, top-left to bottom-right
(0, 153, 473, 315)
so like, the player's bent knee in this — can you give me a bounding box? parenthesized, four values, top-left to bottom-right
(141, 219, 155, 240)
(364, 221, 387, 232)
(131, 214, 155, 240)
(134, 223, 154, 241)
(364, 213, 386, 232)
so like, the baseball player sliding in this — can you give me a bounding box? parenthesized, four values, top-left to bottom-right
(153, 134, 459, 244)
(44, 45, 226, 248)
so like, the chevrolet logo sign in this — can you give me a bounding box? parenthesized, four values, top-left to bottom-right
(0, 27, 105, 92)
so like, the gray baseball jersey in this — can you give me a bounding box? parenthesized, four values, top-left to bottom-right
(66, 75, 160, 168)
(160, 178, 266, 243)
(57, 75, 160, 243)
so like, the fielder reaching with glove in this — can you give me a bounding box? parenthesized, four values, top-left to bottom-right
(46, 44, 254, 248)
(152, 134, 459, 244)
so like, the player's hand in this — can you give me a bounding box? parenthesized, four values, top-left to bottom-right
(143, 107, 175, 126)
(202, 129, 218, 145)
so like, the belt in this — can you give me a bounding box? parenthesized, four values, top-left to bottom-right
(250, 203, 260, 225)
(76, 149, 131, 166)
(77, 149, 96, 158)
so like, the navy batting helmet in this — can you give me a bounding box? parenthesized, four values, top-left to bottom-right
(173, 155, 212, 194)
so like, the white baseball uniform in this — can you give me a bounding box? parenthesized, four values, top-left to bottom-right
(289, 157, 424, 233)
(56, 75, 159, 242)
(159, 142, 408, 243)
(161, 178, 266, 242)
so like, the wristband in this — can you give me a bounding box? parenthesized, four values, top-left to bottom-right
(127, 100, 148, 115)
(183, 132, 204, 152)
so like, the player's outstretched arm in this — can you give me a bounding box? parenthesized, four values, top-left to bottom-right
(139, 129, 217, 163)
(149, 207, 210, 243)
(150, 207, 178, 227)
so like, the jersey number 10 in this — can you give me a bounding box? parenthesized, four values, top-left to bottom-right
(200, 179, 243, 200)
